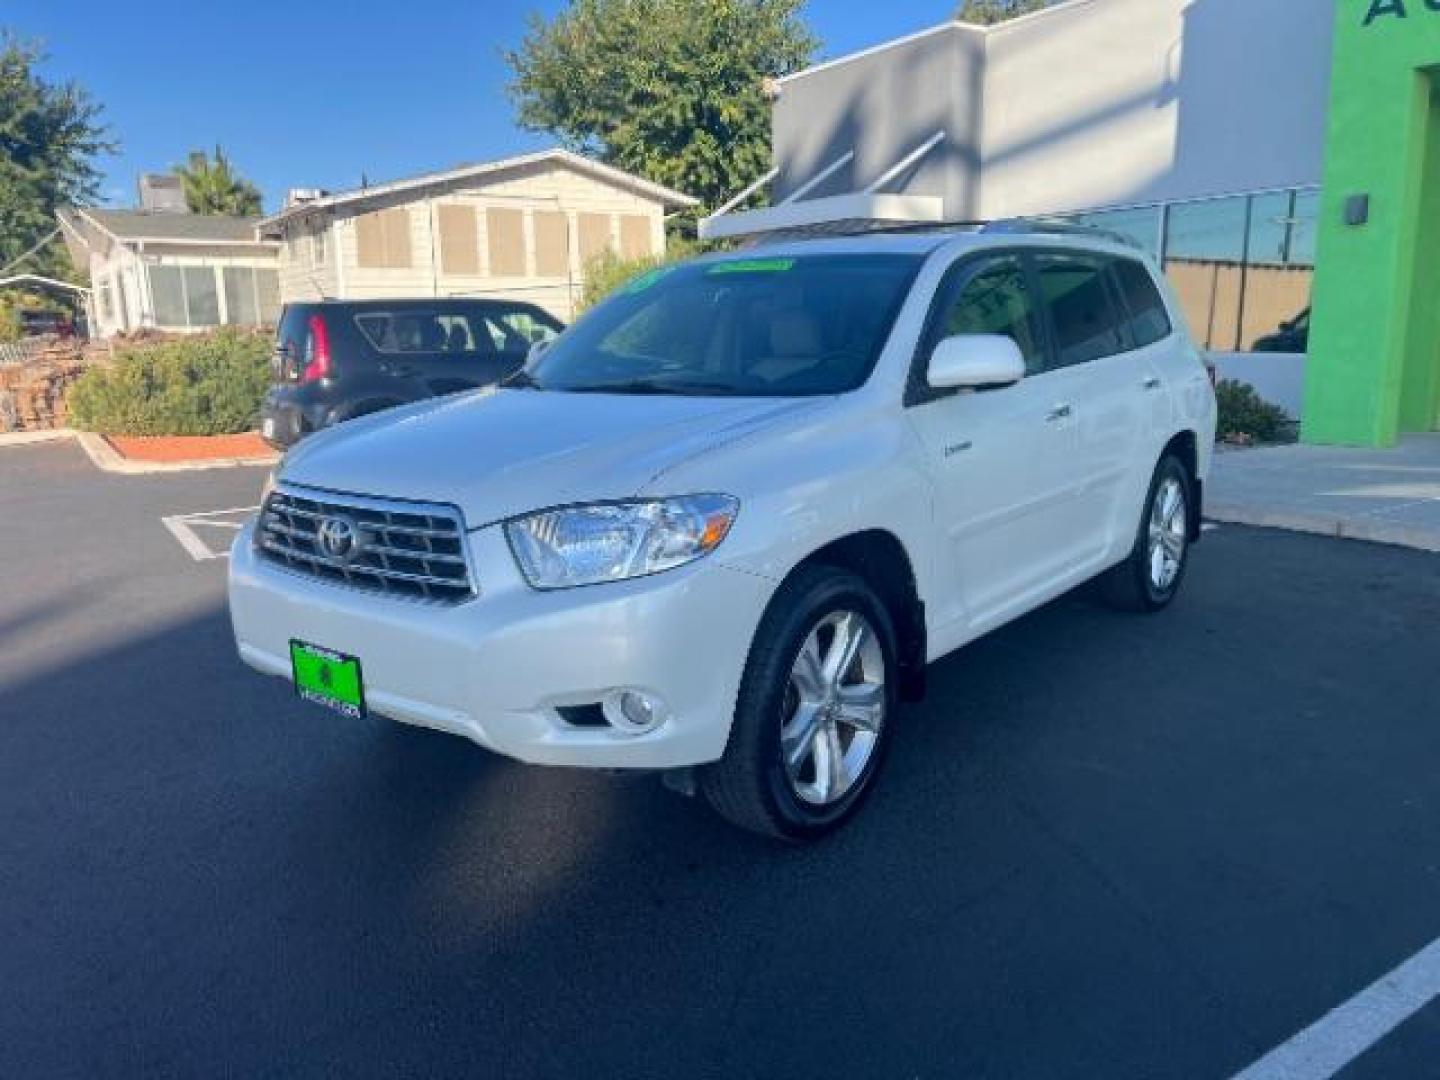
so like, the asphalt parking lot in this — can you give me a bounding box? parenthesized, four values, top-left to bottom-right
(2, 438, 1439, 1079)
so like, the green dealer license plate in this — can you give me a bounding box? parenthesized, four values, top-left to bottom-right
(290, 641, 367, 719)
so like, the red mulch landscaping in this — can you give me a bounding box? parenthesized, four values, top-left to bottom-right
(105, 432, 276, 464)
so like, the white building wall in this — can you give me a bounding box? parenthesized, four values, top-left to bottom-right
(772, 0, 1334, 221)
(91, 247, 147, 336)
(981, 0, 1333, 218)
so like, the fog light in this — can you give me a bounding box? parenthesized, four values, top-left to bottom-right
(609, 690, 667, 735)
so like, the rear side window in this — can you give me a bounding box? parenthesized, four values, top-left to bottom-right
(1035, 254, 1128, 367)
(355, 311, 495, 355)
(1112, 259, 1172, 348)
(479, 309, 562, 352)
(489, 309, 561, 348)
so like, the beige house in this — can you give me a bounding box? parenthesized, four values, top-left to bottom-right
(58, 206, 281, 339)
(258, 149, 697, 322)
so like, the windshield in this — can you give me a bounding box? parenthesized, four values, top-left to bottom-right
(528, 254, 923, 397)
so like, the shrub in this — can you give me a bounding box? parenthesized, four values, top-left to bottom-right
(1215, 378, 1291, 445)
(69, 329, 271, 436)
(579, 238, 713, 313)
(0, 296, 21, 344)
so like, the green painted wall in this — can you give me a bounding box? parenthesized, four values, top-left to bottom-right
(1305, 1, 1440, 446)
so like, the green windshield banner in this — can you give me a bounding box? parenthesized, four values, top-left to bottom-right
(706, 258, 797, 276)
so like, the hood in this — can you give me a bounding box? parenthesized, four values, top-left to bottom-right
(280, 388, 817, 527)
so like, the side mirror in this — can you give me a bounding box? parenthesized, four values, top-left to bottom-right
(927, 334, 1026, 390)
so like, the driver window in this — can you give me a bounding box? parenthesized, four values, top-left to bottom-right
(940, 256, 1047, 376)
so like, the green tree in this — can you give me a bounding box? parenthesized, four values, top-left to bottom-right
(956, 0, 1049, 24)
(506, 0, 816, 222)
(174, 145, 263, 216)
(0, 33, 113, 278)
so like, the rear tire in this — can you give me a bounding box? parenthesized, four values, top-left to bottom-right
(1101, 454, 1192, 613)
(701, 566, 898, 841)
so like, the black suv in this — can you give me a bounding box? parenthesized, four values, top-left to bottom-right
(260, 299, 564, 449)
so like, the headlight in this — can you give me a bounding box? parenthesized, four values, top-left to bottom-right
(259, 468, 278, 504)
(505, 495, 739, 590)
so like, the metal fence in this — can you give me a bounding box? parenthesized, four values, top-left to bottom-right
(0, 339, 50, 366)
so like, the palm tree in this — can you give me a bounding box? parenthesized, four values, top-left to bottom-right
(174, 146, 263, 216)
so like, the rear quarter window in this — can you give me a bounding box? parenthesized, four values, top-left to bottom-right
(1112, 259, 1173, 348)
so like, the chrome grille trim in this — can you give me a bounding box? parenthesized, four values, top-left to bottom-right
(256, 484, 476, 604)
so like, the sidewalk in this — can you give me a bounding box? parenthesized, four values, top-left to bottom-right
(1208, 434, 1440, 553)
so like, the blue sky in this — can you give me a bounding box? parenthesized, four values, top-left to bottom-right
(7, 0, 958, 212)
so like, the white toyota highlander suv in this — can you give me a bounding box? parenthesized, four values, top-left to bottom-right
(230, 224, 1217, 840)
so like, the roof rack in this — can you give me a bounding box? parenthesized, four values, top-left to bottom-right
(978, 217, 1143, 250)
(731, 215, 1145, 251)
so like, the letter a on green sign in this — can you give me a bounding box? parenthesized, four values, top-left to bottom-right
(1365, 0, 1408, 25)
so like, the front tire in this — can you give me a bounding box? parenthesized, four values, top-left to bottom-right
(701, 566, 898, 841)
(1101, 454, 1193, 613)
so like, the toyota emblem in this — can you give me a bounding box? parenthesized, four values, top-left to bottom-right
(316, 515, 360, 563)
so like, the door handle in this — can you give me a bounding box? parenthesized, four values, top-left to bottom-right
(1143, 376, 1163, 391)
(1045, 404, 1073, 423)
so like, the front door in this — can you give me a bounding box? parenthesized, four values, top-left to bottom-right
(905, 252, 1093, 633)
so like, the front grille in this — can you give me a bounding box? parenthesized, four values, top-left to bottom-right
(257, 487, 475, 604)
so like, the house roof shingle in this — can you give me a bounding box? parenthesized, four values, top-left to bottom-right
(78, 209, 266, 244)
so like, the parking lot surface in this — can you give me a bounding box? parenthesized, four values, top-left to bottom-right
(2, 439, 1439, 1079)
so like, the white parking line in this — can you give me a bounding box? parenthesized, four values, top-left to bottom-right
(162, 515, 218, 562)
(161, 505, 260, 562)
(1232, 936, 1440, 1080)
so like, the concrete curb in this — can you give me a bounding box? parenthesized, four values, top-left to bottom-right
(1208, 503, 1440, 554)
(0, 427, 78, 448)
(75, 431, 278, 475)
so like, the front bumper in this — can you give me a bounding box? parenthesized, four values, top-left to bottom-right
(228, 521, 774, 769)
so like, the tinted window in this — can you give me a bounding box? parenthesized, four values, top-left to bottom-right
(1112, 259, 1172, 348)
(531, 255, 923, 397)
(1035, 254, 1127, 367)
(489, 309, 561, 349)
(938, 256, 1047, 376)
(355, 312, 499, 355)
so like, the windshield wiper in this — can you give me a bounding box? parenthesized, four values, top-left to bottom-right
(564, 379, 739, 397)
(500, 368, 541, 390)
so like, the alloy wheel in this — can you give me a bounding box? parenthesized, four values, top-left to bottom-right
(1148, 476, 1188, 592)
(780, 610, 887, 807)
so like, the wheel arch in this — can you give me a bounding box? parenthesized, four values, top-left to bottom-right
(1161, 429, 1203, 541)
(774, 529, 928, 704)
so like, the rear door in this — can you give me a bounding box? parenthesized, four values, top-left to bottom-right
(350, 307, 497, 396)
(1032, 251, 1153, 566)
